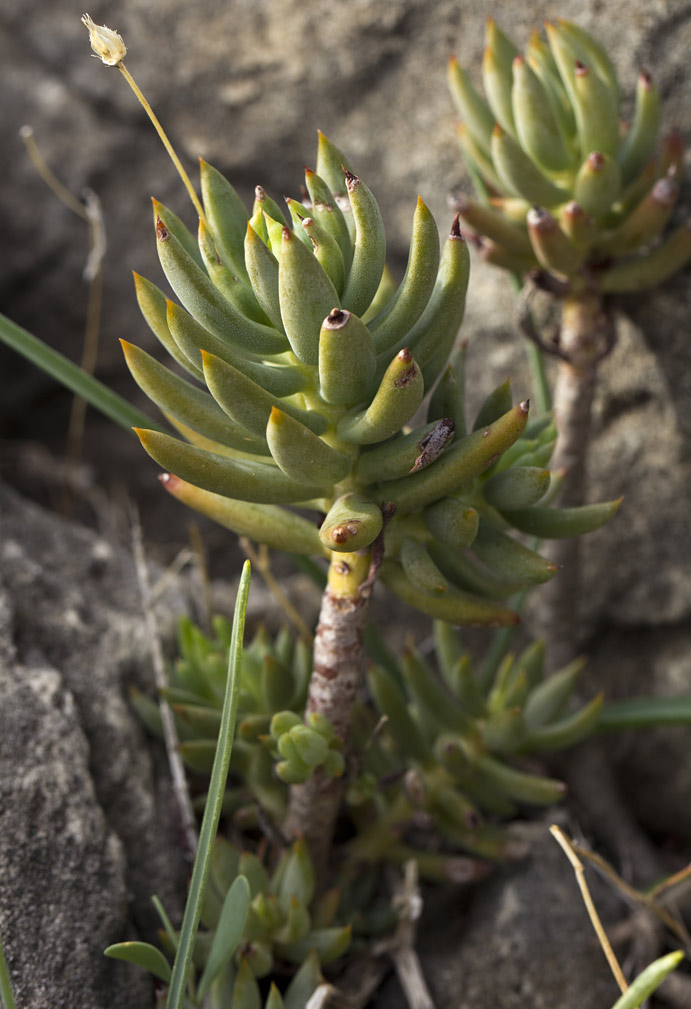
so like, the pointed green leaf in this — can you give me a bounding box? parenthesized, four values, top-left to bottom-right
(104, 941, 171, 983)
(266, 407, 350, 484)
(200, 158, 251, 281)
(370, 197, 440, 354)
(198, 875, 251, 999)
(136, 429, 329, 504)
(155, 216, 287, 357)
(202, 351, 326, 437)
(338, 348, 424, 445)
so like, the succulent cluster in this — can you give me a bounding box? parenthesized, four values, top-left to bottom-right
(134, 612, 602, 877)
(109, 838, 346, 1008)
(130, 618, 346, 824)
(347, 620, 602, 869)
(448, 18, 691, 292)
(125, 134, 618, 628)
(192, 837, 350, 980)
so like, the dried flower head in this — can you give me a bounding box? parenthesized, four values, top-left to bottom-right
(81, 13, 127, 66)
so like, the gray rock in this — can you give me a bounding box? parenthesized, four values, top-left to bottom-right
(0, 481, 191, 1007)
(377, 816, 623, 1009)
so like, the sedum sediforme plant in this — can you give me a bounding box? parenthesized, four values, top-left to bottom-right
(130, 617, 343, 824)
(448, 17, 691, 664)
(349, 620, 603, 868)
(135, 613, 602, 871)
(76, 13, 621, 871)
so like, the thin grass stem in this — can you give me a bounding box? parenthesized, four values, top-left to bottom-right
(117, 64, 207, 228)
(165, 561, 251, 1009)
(550, 824, 628, 994)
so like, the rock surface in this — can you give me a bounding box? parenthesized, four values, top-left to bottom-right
(378, 816, 625, 1009)
(0, 481, 191, 1008)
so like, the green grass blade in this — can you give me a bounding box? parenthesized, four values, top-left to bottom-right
(197, 875, 250, 999)
(152, 895, 179, 952)
(598, 696, 691, 731)
(0, 311, 164, 433)
(610, 951, 684, 1009)
(0, 930, 17, 1009)
(166, 560, 251, 1009)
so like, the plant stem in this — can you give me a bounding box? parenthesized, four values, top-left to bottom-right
(538, 290, 611, 669)
(283, 550, 373, 879)
(117, 63, 208, 228)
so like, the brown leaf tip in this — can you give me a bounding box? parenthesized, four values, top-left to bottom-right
(255, 185, 266, 201)
(331, 522, 360, 544)
(564, 200, 585, 219)
(527, 206, 554, 231)
(343, 167, 359, 192)
(450, 213, 464, 240)
(324, 308, 349, 329)
(587, 151, 605, 170)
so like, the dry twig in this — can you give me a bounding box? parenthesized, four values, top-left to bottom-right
(131, 506, 198, 858)
(550, 823, 628, 994)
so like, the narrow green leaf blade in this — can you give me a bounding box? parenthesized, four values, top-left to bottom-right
(0, 312, 163, 434)
(610, 952, 684, 1009)
(166, 562, 251, 1009)
(197, 875, 251, 999)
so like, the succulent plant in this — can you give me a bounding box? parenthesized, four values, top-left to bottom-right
(192, 837, 351, 980)
(126, 134, 618, 633)
(133, 612, 602, 878)
(123, 134, 619, 863)
(109, 839, 342, 1009)
(448, 18, 691, 293)
(130, 617, 347, 824)
(347, 619, 602, 870)
(448, 18, 689, 669)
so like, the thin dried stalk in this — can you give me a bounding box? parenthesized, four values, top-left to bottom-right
(551, 823, 628, 994)
(131, 507, 198, 858)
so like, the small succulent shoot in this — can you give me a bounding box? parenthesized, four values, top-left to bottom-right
(448, 19, 691, 293)
(110, 864, 335, 1009)
(348, 620, 603, 870)
(130, 618, 334, 823)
